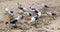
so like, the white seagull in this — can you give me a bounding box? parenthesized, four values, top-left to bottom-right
(37, 11, 42, 17)
(24, 12, 32, 16)
(5, 16, 23, 24)
(4, 8, 14, 16)
(30, 6, 39, 13)
(17, 3, 27, 11)
(30, 15, 38, 22)
(47, 12, 56, 19)
(42, 3, 49, 8)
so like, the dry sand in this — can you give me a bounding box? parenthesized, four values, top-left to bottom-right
(0, 0, 60, 32)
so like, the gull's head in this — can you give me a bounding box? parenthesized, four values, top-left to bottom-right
(8, 10, 14, 16)
(42, 3, 47, 7)
(4, 8, 9, 11)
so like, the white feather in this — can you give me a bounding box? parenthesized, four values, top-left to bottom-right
(42, 3, 46, 7)
(24, 12, 29, 15)
(37, 11, 42, 17)
(31, 17, 36, 22)
(23, 8, 27, 11)
(19, 10, 24, 14)
(47, 12, 52, 16)
(30, 15, 38, 22)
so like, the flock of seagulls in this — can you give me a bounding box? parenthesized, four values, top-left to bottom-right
(3, 3, 56, 26)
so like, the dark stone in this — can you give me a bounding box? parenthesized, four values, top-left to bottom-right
(13, 26, 18, 28)
(51, 28, 54, 30)
(57, 28, 60, 30)
(5, 22, 8, 24)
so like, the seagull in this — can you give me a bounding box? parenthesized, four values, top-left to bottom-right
(5, 16, 22, 24)
(17, 3, 27, 11)
(24, 12, 32, 16)
(4, 8, 14, 16)
(42, 3, 49, 8)
(30, 15, 38, 22)
(37, 11, 42, 17)
(47, 12, 56, 16)
(47, 12, 56, 19)
(30, 6, 39, 13)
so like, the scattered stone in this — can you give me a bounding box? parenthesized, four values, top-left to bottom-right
(51, 28, 54, 30)
(57, 28, 60, 30)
